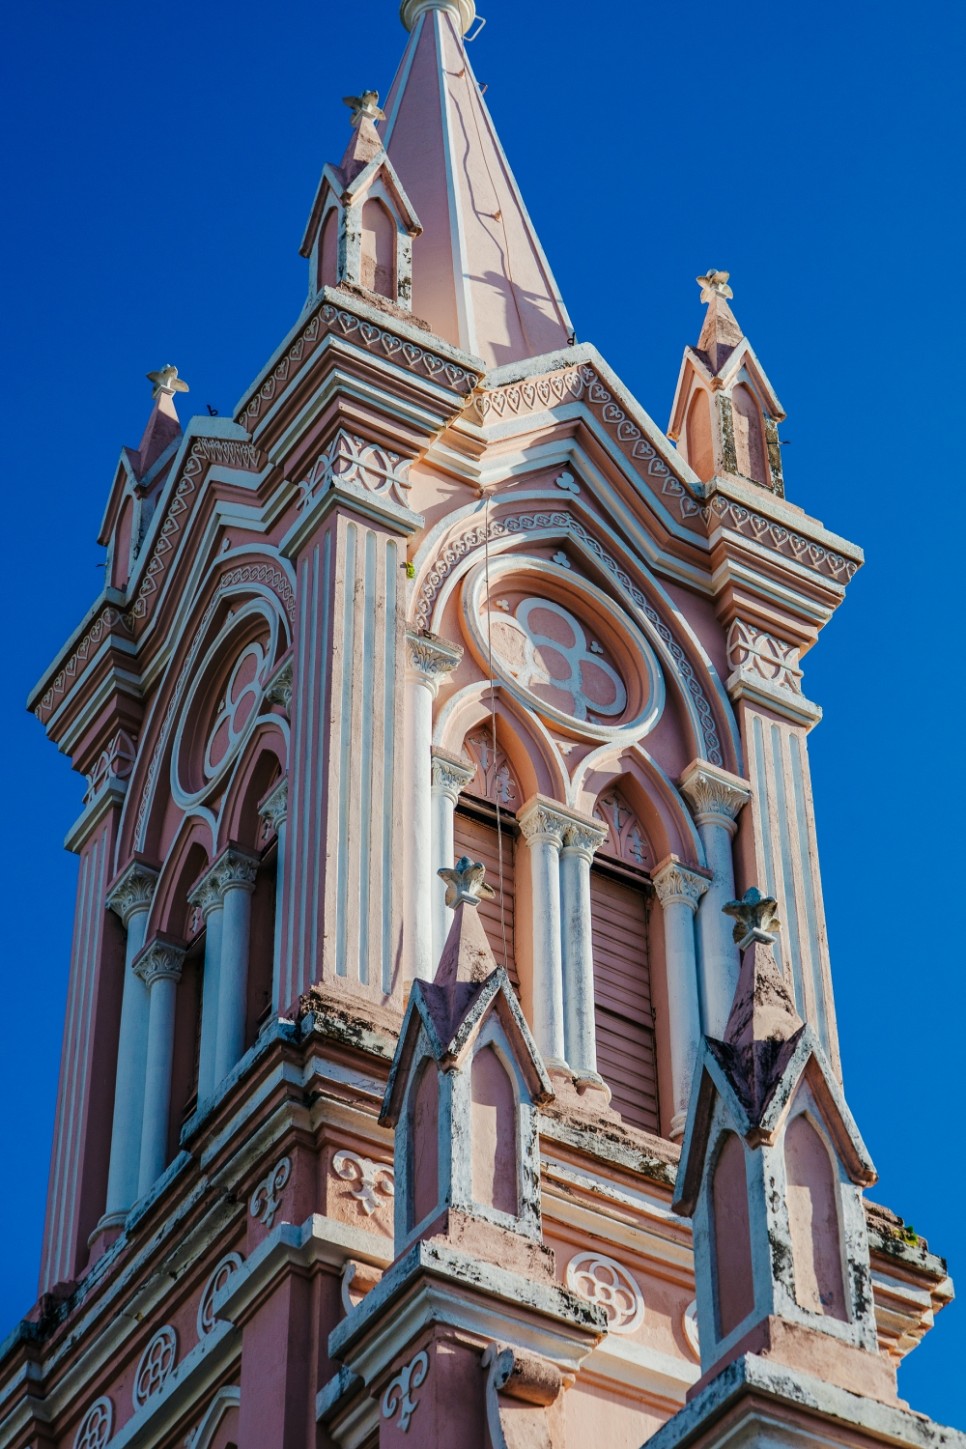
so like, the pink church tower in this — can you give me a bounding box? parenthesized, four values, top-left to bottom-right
(0, 3, 960, 1447)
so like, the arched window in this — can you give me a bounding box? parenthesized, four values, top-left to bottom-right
(453, 729, 519, 987)
(360, 197, 396, 299)
(686, 390, 715, 481)
(732, 384, 768, 486)
(785, 1113, 848, 1320)
(590, 786, 659, 1133)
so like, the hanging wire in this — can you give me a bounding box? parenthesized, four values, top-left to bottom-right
(482, 489, 510, 973)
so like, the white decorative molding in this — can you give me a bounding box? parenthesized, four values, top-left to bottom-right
(295, 428, 414, 513)
(331, 1150, 395, 1215)
(249, 1156, 292, 1229)
(652, 858, 710, 914)
(84, 729, 137, 804)
(727, 620, 803, 694)
(683, 1300, 700, 1360)
(184, 1385, 241, 1449)
(381, 1349, 429, 1433)
(565, 1252, 645, 1334)
(197, 1251, 245, 1339)
(133, 1325, 178, 1409)
(706, 497, 859, 583)
(74, 1397, 114, 1449)
(594, 787, 652, 869)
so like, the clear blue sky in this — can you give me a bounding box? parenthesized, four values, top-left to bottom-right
(1, 0, 961, 1424)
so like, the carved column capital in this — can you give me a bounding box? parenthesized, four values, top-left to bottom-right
(134, 937, 186, 987)
(680, 760, 751, 834)
(266, 659, 294, 715)
(430, 750, 475, 804)
(652, 856, 711, 914)
(559, 816, 608, 863)
(259, 777, 289, 836)
(106, 861, 159, 927)
(405, 630, 463, 697)
(517, 796, 571, 848)
(217, 847, 260, 894)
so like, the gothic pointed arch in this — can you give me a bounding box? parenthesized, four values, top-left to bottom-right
(434, 684, 567, 805)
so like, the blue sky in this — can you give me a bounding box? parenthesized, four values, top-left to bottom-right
(0, 0, 962, 1424)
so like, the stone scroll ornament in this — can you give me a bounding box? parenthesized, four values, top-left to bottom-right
(565, 1252, 645, 1334)
(381, 1349, 429, 1432)
(331, 1150, 395, 1215)
(249, 1155, 292, 1228)
(197, 1251, 244, 1338)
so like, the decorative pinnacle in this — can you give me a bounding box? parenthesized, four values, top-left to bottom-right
(146, 364, 190, 401)
(723, 886, 781, 950)
(342, 90, 386, 127)
(697, 270, 733, 303)
(438, 856, 495, 910)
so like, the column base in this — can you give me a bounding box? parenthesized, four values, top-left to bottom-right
(87, 1210, 127, 1264)
(670, 1110, 687, 1141)
(547, 1064, 621, 1123)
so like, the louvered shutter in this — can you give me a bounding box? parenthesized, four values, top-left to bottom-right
(452, 809, 517, 988)
(591, 868, 660, 1133)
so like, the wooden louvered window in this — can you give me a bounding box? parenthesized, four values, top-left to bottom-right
(591, 865, 659, 1133)
(452, 806, 517, 988)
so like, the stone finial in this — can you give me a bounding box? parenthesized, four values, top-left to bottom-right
(146, 364, 189, 401)
(723, 886, 780, 950)
(438, 856, 495, 910)
(697, 269, 733, 302)
(342, 90, 386, 127)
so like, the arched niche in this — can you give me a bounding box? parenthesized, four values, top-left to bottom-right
(711, 1131, 755, 1337)
(319, 206, 339, 290)
(360, 197, 396, 298)
(784, 1113, 848, 1321)
(470, 1044, 519, 1217)
(575, 745, 705, 867)
(218, 727, 287, 855)
(732, 384, 769, 486)
(686, 390, 715, 481)
(148, 821, 212, 942)
(435, 684, 567, 805)
(410, 1058, 441, 1229)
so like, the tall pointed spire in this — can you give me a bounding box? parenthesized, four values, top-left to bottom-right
(382, 0, 574, 366)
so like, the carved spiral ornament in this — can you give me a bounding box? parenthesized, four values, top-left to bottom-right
(565, 1251, 645, 1334)
(197, 1251, 244, 1338)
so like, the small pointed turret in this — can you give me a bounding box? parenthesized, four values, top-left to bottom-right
(668, 273, 786, 495)
(136, 364, 187, 476)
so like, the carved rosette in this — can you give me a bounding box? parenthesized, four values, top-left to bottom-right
(105, 861, 159, 927)
(133, 939, 186, 987)
(430, 751, 475, 804)
(74, 1398, 114, 1449)
(132, 1325, 178, 1409)
(259, 777, 289, 838)
(517, 799, 570, 849)
(680, 761, 751, 834)
(652, 858, 710, 914)
(565, 1251, 645, 1334)
(405, 631, 463, 697)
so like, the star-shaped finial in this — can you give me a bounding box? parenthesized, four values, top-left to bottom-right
(438, 856, 496, 910)
(146, 364, 190, 401)
(342, 90, 386, 128)
(723, 886, 781, 949)
(697, 270, 734, 303)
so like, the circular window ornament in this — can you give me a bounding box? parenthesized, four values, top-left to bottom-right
(565, 1251, 645, 1334)
(461, 558, 664, 741)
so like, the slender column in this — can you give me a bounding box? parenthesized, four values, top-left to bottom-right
(214, 849, 259, 1083)
(102, 862, 159, 1221)
(430, 751, 475, 965)
(680, 761, 751, 1037)
(134, 938, 186, 1194)
(188, 863, 225, 1104)
(518, 797, 569, 1068)
(559, 819, 608, 1083)
(260, 778, 289, 1016)
(652, 857, 710, 1141)
(405, 633, 462, 979)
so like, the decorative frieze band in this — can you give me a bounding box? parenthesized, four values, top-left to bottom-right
(652, 857, 710, 913)
(295, 428, 415, 516)
(727, 620, 803, 694)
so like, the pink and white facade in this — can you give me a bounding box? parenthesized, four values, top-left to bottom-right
(0, 3, 960, 1448)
